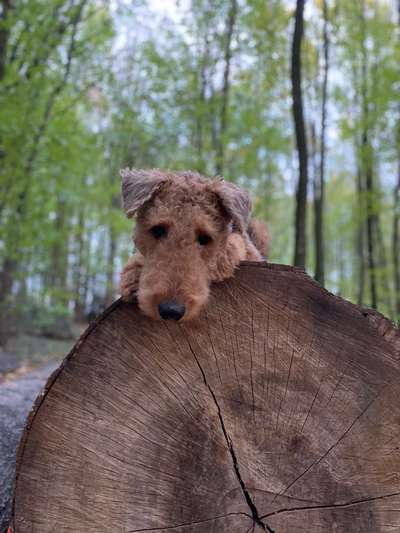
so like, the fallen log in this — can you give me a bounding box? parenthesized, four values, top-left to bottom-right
(10, 263, 400, 532)
(0, 364, 57, 532)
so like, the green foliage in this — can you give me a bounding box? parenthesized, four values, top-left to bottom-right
(0, 0, 399, 335)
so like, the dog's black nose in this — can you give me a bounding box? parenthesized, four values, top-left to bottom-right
(158, 301, 186, 321)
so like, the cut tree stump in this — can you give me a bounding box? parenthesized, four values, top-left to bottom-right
(11, 263, 400, 532)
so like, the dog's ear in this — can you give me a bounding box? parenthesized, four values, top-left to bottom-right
(120, 168, 169, 218)
(212, 180, 252, 233)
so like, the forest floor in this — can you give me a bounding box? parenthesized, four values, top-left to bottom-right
(0, 326, 85, 381)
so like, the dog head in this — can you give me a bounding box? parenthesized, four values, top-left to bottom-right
(121, 169, 251, 321)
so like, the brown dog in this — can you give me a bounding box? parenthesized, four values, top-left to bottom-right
(120, 169, 268, 321)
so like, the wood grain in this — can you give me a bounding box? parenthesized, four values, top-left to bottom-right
(11, 263, 400, 532)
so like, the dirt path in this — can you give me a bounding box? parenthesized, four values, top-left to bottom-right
(0, 363, 58, 532)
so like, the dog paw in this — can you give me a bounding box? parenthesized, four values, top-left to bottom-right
(120, 270, 140, 302)
(120, 284, 137, 302)
(120, 254, 144, 302)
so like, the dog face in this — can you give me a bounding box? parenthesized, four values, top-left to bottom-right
(121, 169, 251, 321)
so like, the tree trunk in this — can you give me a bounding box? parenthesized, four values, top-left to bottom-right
(360, 0, 377, 310)
(105, 225, 117, 307)
(393, 0, 400, 322)
(215, 0, 237, 176)
(0, 256, 16, 345)
(291, 0, 309, 269)
(49, 196, 68, 303)
(365, 164, 377, 309)
(195, 32, 209, 173)
(356, 164, 366, 306)
(73, 209, 87, 323)
(0, 0, 11, 210)
(0, 3, 18, 343)
(394, 149, 400, 322)
(314, 0, 329, 286)
(310, 121, 319, 277)
(375, 216, 393, 317)
(11, 263, 400, 532)
(0, 0, 11, 81)
(337, 235, 345, 295)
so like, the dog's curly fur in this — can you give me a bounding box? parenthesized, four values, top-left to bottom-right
(120, 169, 268, 321)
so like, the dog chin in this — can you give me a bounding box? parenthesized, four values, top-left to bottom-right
(137, 299, 162, 321)
(181, 295, 208, 321)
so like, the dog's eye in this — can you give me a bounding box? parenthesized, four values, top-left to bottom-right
(150, 225, 168, 239)
(197, 233, 212, 246)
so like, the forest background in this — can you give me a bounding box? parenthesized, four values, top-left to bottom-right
(0, 0, 399, 354)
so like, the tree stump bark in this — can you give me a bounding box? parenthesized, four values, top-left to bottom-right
(11, 263, 400, 532)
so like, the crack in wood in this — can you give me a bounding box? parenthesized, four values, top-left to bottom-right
(185, 336, 276, 533)
(271, 379, 391, 503)
(250, 305, 256, 420)
(203, 310, 223, 386)
(260, 490, 400, 520)
(128, 511, 250, 531)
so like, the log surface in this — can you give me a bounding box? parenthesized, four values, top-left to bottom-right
(12, 263, 400, 532)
